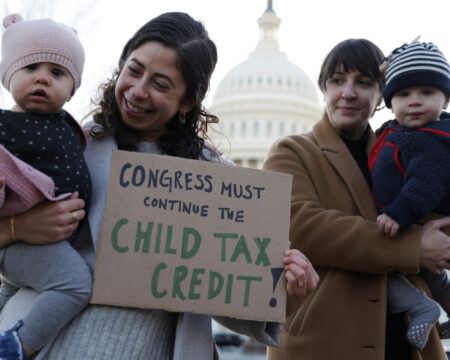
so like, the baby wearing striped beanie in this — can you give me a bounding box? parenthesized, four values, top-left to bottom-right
(383, 41, 450, 108)
(370, 40, 450, 351)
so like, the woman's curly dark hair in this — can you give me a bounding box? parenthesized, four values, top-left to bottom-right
(89, 12, 218, 159)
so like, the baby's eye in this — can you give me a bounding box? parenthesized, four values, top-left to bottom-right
(422, 88, 435, 95)
(25, 64, 38, 71)
(51, 68, 63, 77)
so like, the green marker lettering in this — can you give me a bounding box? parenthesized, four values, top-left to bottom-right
(111, 218, 129, 253)
(151, 262, 168, 298)
(208, 271, 224, 300)
(172, 265, 188, 300)
(213, 233, 238, 261)
(189, 268, 205, 300)
(164, 225, 176, 255)
(230, 235, 252, 263)
(134, 221, 153, 253)
(254, 237, 271, 266)
(181, 227, 201, 259)
(225, 274, 234, 304)
(237, 276, 262, 307)
(155, 223, 163, 253)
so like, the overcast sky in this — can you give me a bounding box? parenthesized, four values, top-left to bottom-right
(3, 0, 450, 128)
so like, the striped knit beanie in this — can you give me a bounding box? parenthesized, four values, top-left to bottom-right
(0, 14, 85, 91)
(383, 41, 450, 108)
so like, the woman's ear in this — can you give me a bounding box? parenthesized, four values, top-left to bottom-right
(375, 86, 383, 106)
(179, 100, 194, 114)
(372, 95, 384, 116)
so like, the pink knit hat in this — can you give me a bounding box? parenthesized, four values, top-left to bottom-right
(0, 14, 85, 91)
(0, 145, 71, 217)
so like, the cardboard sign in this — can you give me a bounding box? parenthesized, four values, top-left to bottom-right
(91, 150, 292, 322)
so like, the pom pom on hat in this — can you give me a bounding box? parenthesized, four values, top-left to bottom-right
(0, 14, 85, 91)
(2, 13, 22, 29)
(383, 40, 450, 108)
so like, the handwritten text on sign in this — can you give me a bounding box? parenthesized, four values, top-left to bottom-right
(91, 150, 292, 322)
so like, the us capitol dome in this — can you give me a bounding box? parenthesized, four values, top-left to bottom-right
(209, 1, 322, 168)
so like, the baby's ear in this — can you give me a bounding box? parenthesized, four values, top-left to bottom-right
(444, 96, 450, 109)
(3, 14, 22, 29)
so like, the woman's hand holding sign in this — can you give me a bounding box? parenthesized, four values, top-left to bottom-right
(284, 249, 319, 316)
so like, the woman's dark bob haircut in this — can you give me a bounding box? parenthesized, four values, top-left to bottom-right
(318, 38, 385, 92)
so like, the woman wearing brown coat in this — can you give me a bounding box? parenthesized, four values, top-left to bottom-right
(264, 39, 450, 360)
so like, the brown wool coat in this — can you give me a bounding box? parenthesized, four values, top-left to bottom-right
(263, 114, 446, 360)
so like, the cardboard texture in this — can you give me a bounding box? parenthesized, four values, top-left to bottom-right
(91, 150, 292, 322)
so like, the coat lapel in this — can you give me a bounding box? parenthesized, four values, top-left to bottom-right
(313, 114, 378, 220)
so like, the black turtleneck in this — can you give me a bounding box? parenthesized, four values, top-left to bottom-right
(340, 129, 372, 188)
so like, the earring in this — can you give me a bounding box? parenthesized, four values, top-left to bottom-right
(178, 112, 186, 125)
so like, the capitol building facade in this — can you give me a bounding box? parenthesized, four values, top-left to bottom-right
(209, 1, 323, 169)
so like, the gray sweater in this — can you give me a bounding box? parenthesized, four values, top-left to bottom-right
(0, 131, 281, 360)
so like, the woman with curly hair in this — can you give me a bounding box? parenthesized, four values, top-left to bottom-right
(0, 12, 318, 359)
(88, 11, 218, 159)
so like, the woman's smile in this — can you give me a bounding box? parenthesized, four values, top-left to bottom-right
(124, 96, 152, 114)
(337, 105, 359, 114)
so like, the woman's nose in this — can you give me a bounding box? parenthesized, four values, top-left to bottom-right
(341, 81, 356, 99)
(130, 80, 149, 100)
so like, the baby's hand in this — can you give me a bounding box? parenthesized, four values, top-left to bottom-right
(377, 213, 400, 237)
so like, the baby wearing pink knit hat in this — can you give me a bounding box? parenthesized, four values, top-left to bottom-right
(0, 13, 87, 214)
(0, 14, 84, 91)
(0, 14, 92, 360)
